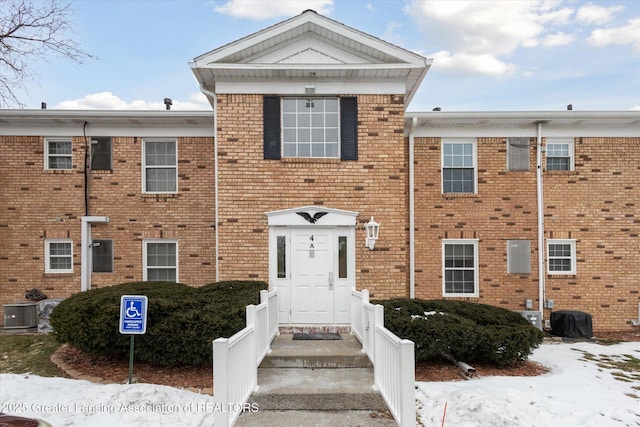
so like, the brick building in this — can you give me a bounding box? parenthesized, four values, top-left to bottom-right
(1, 11, 638, 331)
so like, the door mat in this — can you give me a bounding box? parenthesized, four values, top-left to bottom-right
(292, 333, 342, 340)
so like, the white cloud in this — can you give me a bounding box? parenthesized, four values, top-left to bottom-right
(430, 50, 516, 77)
(542, 31, 576, 47)
(55, 92, 210, 111)
(588, 18, 640, 51)
(632, 105, 640, 111)
(404, 1, 586, 77)
(214, 0, 333, 20)
(576, 3, 623, 25)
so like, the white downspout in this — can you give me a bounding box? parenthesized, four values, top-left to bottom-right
(536, 122, 545, 318)
(409, 117, 417, 299)
(81, 216, 109, 291)
(199, 85, 220, 282)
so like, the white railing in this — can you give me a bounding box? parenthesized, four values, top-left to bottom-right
(351, 289, 416, 427)
(213, 289, 278, 427)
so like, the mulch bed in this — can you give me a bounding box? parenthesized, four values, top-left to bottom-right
(53, 330, 640, 387)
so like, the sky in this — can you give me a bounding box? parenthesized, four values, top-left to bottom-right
(1, 341, 639, 425)
(10, 0, 640, 112)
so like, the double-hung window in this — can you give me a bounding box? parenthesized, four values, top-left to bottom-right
(45, 138, 72, 170)
(442, 239, 479, 297)
(547, 239, 576, 275)
(442, 139, 476, 193)
(143, 139, 177, 193)
(45, 239, 73, 273)
(546, 138, 574, 171)
(144, 240, 178, 282)
(263, 96, 358, 160)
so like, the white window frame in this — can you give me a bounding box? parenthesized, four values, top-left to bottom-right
(442, 239, 479, 297)
(545, 138, 575, 171)
(281, 97, 340, 159)
(44, 137, 73, 170)
(441, 138, 477, 194)
(143, 239, 179, 282)
(547, 239, 577, 275)
(45, 239, 73, 273)
(142, 138, 178, 194)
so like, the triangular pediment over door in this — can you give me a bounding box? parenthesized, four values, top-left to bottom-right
(190, 9, 431, 105)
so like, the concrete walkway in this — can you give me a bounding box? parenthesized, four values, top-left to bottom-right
(235, 334, 397, 426)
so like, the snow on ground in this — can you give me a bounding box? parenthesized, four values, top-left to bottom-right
(1, 341, 639, 426)
(417, 341, 640, 427)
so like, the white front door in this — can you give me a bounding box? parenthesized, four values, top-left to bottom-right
(269, 226, 355, 325)
(291, 229, 333, 323)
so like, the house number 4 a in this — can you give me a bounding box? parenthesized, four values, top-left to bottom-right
(309, 235, 315, 258)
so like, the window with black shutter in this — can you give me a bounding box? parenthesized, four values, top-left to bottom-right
(263, 96, 357, 160)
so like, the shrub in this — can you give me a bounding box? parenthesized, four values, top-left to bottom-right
(373, 298, 545, 366)
(50, 281, 267, 366)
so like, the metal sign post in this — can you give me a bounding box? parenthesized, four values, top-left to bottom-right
(119, 295, 148, 384)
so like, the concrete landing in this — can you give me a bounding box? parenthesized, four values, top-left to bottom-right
(260, 333, 372, 368)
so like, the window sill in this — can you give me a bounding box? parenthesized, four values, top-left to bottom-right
(140, 193, 180, 202)
(544, 170, 577, 175)
(44, 169, 74, 173)
(442, 193, 478, 200)
(281, 157, 341, 164)
(44, 272, 74, 276)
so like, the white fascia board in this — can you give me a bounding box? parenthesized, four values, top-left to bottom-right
(411, 126, 639, 138)
(215, 79, 406, 95)
(194, 12, 426, 68)
(2, 125, 214, 137)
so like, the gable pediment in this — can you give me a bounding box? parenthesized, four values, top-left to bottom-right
(190, 10, 431, 106)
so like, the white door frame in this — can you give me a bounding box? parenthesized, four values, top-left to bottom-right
(267, 206, 357, 325)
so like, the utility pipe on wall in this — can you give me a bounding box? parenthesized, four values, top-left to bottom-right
(199, 85, 219, 282)
(409, 117, 417, 299)
(536, 121, 546, 318)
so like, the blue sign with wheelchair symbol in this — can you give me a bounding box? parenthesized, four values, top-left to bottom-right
(119, 295, 148, 334)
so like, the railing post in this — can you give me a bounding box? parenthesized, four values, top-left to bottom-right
(399, 339, 416, 427)
(361, 290, 370, 354)
(260, 289, 268, 304)
(213, 337, 230, 427)
(372, 304, 384, 381)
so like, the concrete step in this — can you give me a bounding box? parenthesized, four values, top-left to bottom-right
(247, 368, 387, 411)
(235, 409, 397, 427)
(260, 333, 372, 368)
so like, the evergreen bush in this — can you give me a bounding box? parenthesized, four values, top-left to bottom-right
(374, 298, 545, 366)
(50, 281, 267, 366)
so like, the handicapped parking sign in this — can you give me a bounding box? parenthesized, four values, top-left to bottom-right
(119, 295, 148, 334)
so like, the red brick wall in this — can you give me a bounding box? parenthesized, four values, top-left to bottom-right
(413, 136, 640, 331)
(215, 93, 409, 300)
(0, 135, 216, 316)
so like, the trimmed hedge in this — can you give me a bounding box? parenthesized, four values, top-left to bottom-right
(373, 298, 545, 366)
(50, 281, 267, 366)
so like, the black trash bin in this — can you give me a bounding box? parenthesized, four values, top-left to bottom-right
(550, 310, 593, 338)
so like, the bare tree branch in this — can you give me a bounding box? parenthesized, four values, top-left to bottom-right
(0, 0, 96, 107)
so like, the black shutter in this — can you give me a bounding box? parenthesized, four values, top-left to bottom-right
(340, 97, 358, 160)
(263, 96, 281, 160)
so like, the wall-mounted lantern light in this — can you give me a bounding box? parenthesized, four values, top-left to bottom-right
(365, 216, 379, 250)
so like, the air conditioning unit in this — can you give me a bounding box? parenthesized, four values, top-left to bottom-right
(3, 303, 38, 329)
(517, 310, 542, 330)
